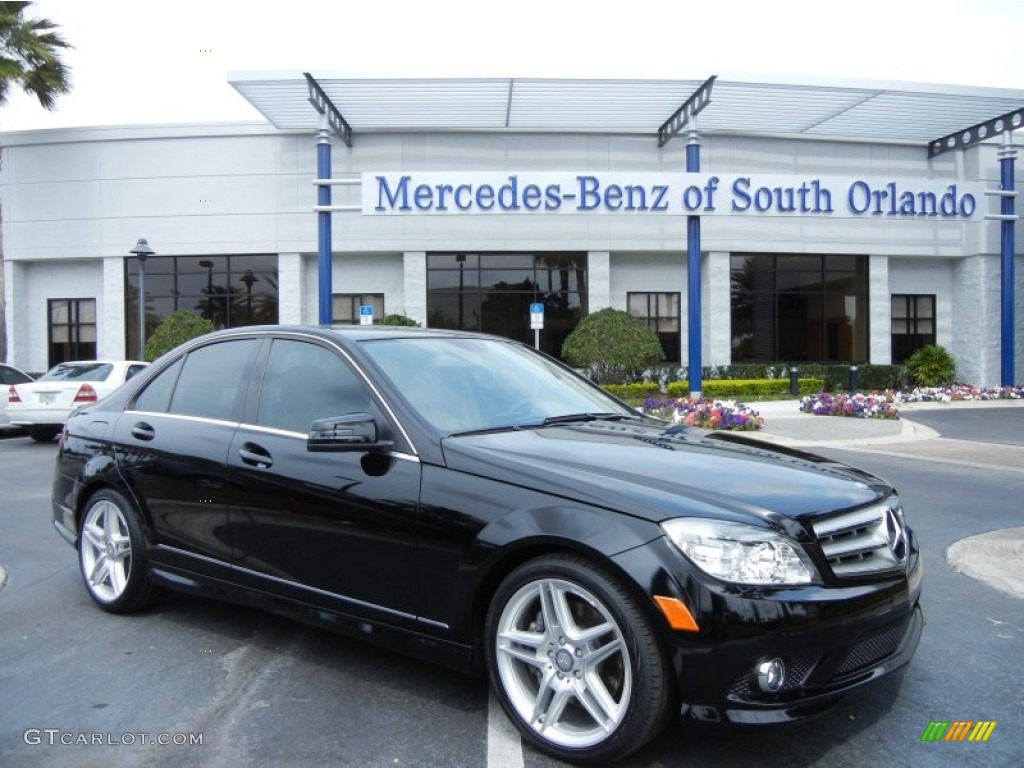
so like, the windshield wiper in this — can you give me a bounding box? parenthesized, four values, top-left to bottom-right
(448, 424, 524, 437)
(541, 412, 627, 426)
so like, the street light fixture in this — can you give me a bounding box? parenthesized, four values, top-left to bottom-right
(129, 238, 155, 360)
(198, 260, 214, 322)
(240, 269, 259, 323)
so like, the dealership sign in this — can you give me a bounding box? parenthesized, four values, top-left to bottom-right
(364, 172, 985, 219)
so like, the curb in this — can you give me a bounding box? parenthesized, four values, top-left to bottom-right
(745, 417, 939, 450)
(947, 528, 1024, 601)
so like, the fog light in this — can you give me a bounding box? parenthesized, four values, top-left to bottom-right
(756, 658, 786, 692)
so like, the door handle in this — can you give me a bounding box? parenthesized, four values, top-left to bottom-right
(131, 422, 155, 441)
(239, 443, 273, 469)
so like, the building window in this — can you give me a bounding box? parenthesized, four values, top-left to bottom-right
(627, 292, 680, 363)
(730, 254, 868, 362)
(891, 294, 935, 363)
(333, 294, 385, 324)
(426, 252, 587, 360)
(48, 299, 97, 367)
(124, 254, 279, 357)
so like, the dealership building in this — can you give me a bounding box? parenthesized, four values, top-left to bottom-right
(2, 74, 1022, 384)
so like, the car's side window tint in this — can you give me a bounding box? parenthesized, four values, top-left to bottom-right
(169, 339, 259, 422)
(133, 357, 184, 414)
(125, 364, 147, 381)
(256, 339, 372, 434)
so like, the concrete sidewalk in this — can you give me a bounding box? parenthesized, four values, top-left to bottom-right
(748, 396, 1024, 449)
(742, 397, 1024, 601)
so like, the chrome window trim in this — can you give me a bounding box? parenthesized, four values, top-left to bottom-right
(233, 421, 421, 463)
(123, 410, 240, 430)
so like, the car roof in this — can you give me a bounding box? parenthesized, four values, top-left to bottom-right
(194, 325, 513, 344)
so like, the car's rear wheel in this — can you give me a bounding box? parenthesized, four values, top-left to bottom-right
(27, 427, 59, 443)
(78, 488, 163, 613)
(485, 554, 673, 764)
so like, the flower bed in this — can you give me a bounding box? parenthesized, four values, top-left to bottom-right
(643, 397, 765, 431)
(800, 392, 901, 420)
(891, 385, 1024, 403)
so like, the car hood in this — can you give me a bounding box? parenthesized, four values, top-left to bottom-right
(440, 420, 890, 528)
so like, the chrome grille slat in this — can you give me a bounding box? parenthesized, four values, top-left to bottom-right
(812, 499, 907, 579)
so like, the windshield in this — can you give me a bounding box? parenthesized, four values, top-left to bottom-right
(360, 337, 636, 433)
(40, 362, 114, 382)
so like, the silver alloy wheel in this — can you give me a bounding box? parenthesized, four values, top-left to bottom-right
(80, 499, 133, 603)
(495, 577, 632, 749)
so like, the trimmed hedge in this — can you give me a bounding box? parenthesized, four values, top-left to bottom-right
(665, 378, 825, 399)
(602, 383, 661, 400)
(644, 363, 906, 393)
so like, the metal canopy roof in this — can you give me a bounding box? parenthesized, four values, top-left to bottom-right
(228, 72, 1024, 147)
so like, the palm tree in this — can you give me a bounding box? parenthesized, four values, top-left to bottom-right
(0, 1, 72, 362)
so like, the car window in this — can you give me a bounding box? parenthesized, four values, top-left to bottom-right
(40, 362, 113, 382)
(133, 357, 184, 414)
(168, 340, 260, 422)
(125, 364, 147, 381)
(256, 339, 372, 434)
(361, 337, 633, 433)
(0, 366, 32, 385)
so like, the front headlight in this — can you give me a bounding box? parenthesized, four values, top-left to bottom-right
(661, 518, 819, 585)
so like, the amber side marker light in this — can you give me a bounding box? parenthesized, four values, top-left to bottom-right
(653, 595, 700, 632)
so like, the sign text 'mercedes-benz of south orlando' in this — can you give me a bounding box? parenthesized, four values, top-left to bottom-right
(363, 172, 985, 220)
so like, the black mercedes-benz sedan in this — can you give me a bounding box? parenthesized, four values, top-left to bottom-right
(52, 325, 922, 764)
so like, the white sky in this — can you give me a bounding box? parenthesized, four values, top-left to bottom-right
(1, 0, 1023, 132)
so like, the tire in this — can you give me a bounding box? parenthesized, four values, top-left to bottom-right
(78, 488, 164, 614)
(27, 427, 59, 443)
(485, 554, 673, 764)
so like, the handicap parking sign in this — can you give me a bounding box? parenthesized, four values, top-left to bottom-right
(359, 305, 374, 326)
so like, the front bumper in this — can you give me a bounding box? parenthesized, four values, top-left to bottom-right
(613, 534, 924, 724)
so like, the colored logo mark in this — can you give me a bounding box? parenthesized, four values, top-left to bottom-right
(921, 720, 997, 742)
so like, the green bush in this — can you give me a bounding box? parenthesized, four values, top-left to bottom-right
(905, 344, 956, 386)
(561, 308, 664, 384)
(379, 313, 420, 327)
(601, 383, 661, 401)
(144, 311, 215, 362)
(857, 364, 909, 391)
(665, 378, 824, 399)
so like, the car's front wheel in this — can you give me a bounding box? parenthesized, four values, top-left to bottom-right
(78, 488, 163, 613)
(485, 554, 674, 764)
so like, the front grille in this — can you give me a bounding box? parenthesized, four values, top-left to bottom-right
(835, 620, 905, 675)
(812, 499, 908, 579)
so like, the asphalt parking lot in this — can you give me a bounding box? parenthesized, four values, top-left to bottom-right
(0, 405, 1021, 767)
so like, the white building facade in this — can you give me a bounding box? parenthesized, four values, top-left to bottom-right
(2, 78, 1022, 383)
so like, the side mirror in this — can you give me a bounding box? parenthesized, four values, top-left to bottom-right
(307, 413, 393, 453)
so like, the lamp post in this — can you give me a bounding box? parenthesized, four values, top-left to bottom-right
(129, 238, 155, 360)
(198, 260, 214, 323)
(456, 254, 466, 329)
(241, 269, 259, 324)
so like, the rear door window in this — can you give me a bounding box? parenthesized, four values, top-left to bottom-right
(168, 340, 260, 422)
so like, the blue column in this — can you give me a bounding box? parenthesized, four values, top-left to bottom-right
(999, 135, 1017, 386)
(686, 128, 702, 397)
(317, 123, 333, 327)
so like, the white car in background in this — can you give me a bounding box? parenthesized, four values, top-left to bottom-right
(0, 363, 35, 432)
(7, 360, 148, 442)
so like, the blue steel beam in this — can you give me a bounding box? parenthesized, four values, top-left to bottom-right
(317, 124, 332, 326)
(686, 132, 702, 396)
(999, 135, 1017, 385)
